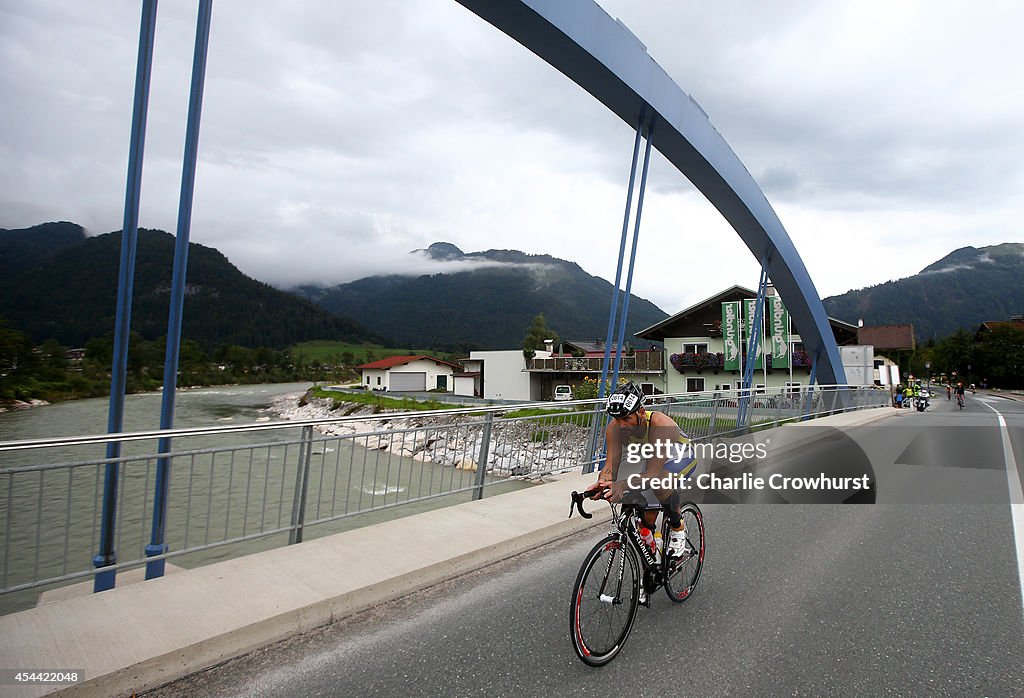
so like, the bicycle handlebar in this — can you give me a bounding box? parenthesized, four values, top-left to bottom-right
(569, 485, 608, 519)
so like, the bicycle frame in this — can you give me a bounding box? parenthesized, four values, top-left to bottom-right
(571, 489, 697, 596)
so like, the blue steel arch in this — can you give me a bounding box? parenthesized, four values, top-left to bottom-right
(455, 0, 847, 385)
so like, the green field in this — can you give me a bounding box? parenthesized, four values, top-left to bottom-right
(290, 341, 441, 364)
(310, 386, 459, 412)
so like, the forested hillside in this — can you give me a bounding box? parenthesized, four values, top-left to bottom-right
(295, 243, 669, 350)
(0, 223, 381, 349)
(823, 243, 1024, 340)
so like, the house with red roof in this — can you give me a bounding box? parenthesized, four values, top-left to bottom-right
(357, 355, 463, 393)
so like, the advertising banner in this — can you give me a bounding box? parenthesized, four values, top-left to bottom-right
(722, 301, 742, 371)
(767, 295, 790, 369)
(744, 298, 764, 369)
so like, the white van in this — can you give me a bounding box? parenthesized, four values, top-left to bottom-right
(553, 385, 573, 401)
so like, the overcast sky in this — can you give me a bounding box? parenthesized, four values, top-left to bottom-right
(2, 0, 1022, 317)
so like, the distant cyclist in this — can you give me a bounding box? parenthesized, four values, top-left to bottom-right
(954, 382, 966, 408)
(593, 383, 697, 564)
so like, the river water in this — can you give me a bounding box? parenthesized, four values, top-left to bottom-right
(0, 383, 528, 616)
(0, 382, 313, 443)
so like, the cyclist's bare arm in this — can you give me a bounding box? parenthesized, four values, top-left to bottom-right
(595, 422, 624, 499)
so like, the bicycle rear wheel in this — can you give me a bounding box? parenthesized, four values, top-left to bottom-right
(569, 535, 641, 666)
(664, 502, 705, 603)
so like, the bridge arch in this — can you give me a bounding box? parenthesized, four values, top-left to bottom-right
(455, 0, 846, 384)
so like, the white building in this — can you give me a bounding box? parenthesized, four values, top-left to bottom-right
(636, 285, 868, 393)
(457, 350, 551, 402)
(357, 355, 462, 392)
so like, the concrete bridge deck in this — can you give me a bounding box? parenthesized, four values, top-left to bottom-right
(0, 408, 897, 697)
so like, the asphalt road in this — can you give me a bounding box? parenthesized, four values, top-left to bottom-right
(149, 394, 1024, 697)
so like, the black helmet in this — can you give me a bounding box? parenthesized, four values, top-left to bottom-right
(607, 382, 645, 419)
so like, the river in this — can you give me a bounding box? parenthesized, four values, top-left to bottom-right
(0, 383, 529, 616)
(0, 382, 313, 443)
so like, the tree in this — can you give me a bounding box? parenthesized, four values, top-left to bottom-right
(932, 329, 974, 379)
(0, 322, 38, 400)
(36, 339, 69, 382)
(522, 313, 559, 353)
(975, 325, 1024, 389)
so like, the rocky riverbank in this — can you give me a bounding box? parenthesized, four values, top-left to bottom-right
(269, 391, 591, 478)
(0, 398, 51, 413)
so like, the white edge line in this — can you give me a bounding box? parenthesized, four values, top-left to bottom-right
(982, 402, 1024, 613)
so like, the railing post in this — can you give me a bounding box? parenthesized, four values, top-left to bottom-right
(472, 413, 494, 500)
(707, 397, 719, 438)
(289, 426, 314, 545)
(584, 406, 606, 474)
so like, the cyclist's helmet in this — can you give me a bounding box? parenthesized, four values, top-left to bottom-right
(606, 382, 645, 419)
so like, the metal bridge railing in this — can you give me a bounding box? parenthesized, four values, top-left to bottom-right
(0, 384, 887, 609)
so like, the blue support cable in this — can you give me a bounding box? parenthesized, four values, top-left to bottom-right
(738, 257, 770, 429)
(803, 350, 820, 420)
(597, 120, 643, 401)
(146, 0, 213, 580)
(586, 118, 643, 474)
(94, 0, 158, 593)
(611, 122, 653, 387)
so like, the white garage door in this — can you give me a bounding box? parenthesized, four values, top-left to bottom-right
(389, 372, 426, 392)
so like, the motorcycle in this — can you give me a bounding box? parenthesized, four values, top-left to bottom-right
(914, 390, 930, 412)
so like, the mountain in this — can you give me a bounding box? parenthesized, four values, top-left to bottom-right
(822, 243, 1024, 341)
(0, 223, 382, 349)
(0, 220, 86, 271)
(294, 242, 670, 350)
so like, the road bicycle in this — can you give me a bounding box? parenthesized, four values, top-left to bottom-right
(956, 392, 965, 409)
(567, 486, 705, 666)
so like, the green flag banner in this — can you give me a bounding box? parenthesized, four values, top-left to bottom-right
(744, 298, 764, 370)
(722, 301, 742, 371)
(768, 295, 790, 369)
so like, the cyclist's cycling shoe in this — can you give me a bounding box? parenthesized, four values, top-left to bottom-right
(667, 528, 694, 558)
(638, 585, 648, 606)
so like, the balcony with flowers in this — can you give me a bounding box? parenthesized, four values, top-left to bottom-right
(669, 351, 724, 374)
(670, 350, 812, 373)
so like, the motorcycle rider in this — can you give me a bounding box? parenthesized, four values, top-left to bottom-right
(913, 380, 929, 411)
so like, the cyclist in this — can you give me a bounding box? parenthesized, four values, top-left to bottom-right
(593, 383, 697, 571)
(954, 382, 966, 407)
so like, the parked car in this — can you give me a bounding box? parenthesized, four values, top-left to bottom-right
(553, 385, 573, 401)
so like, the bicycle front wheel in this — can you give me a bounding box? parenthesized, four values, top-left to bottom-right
(664, 502, 705, 603)
(569, 535, 641, 666)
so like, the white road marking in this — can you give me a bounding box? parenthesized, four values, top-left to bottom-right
(982, 403, 1024, 613)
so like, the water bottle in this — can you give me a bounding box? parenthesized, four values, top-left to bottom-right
(639, 527, 657, 558)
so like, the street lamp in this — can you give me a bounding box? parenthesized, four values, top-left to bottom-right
(925, 361, 931, 390)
